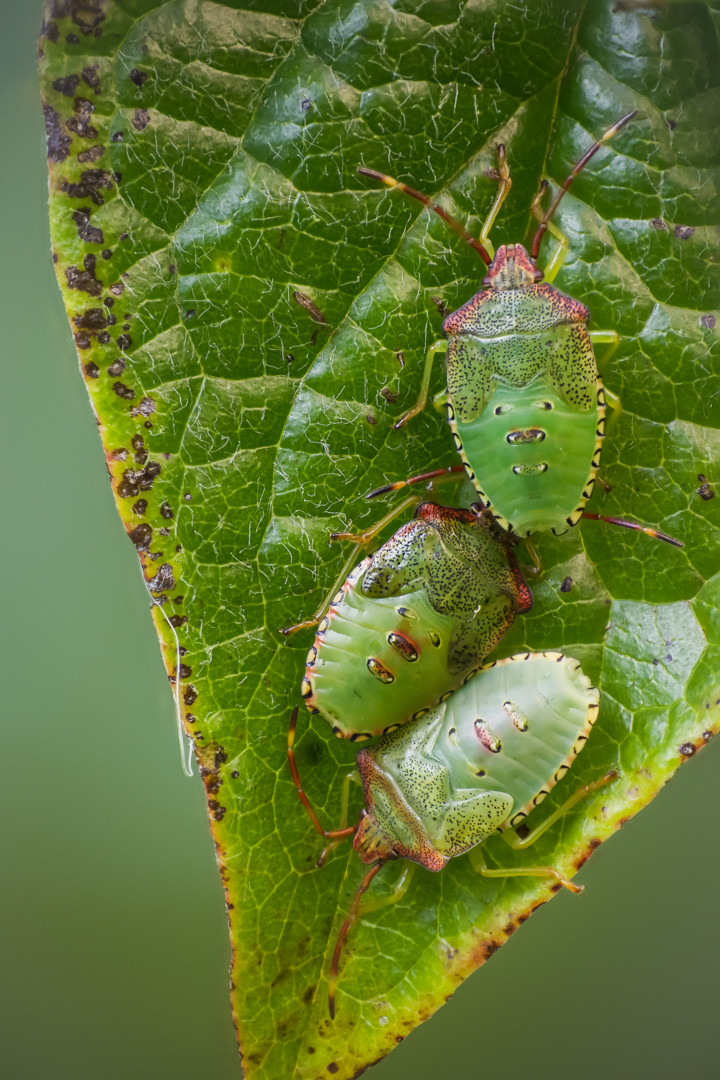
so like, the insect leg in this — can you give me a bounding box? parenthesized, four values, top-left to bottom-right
(521, 537, 543, 577)
(367, 464, 466, 501)
(530, 181, 568, 283)
(581, 512, 684, 548)
(318, 771, 363, 866)
(280, 541, 363, 635)
(328, 860, 386, 1019)
(469, 845, 582, 894)
(588, 330, 620, 375)
(356, 860, 416, 914)
(503, 772, 618, 852)
(357, 167, 492, 263)
(287, 706, 357, 849)
(330, 493, 422, 544)
(479, 143, 512, 254)
(394, 339, 449, 429)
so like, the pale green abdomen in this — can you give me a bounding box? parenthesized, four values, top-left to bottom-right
(357, 652, 599, 868)
(451, 379, 604, 536)
(305, 585, 469, 740)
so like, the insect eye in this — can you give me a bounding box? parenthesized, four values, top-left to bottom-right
(493, 403, 512, 416)
(533, 268, 544, 282)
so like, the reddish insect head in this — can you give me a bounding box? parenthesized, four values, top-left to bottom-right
(483, 244, 543, 290)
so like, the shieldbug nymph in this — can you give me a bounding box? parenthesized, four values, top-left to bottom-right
(288, 650, 613, 1017)
(360, 114, 682, 556)
(287, 501, 532, 739)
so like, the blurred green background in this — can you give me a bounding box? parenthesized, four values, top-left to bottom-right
(3, 3, 719, 1078)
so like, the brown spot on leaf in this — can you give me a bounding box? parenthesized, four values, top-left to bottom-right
(674, 224, 695, 240)
(128, 523, 152, 550)
(159, 502, 174, 519)
(129, 68, 149, 87)
(130, 396, 156, 418)
(560, 576, 574, 593)
(84, 361, 99, 378)
(650, 218, 667, 231)
(40, 18, 59, 43)
(381, 387, 398, 403)
(65, 256, 101, 296)
(293, 290, 327, 324)
(52, 74, 80, 96)
(60, 168, 113, 206)
(431, 296, 450, 317)
(116, 460, 161, 498)
(697, 482, 714, 500)
(43, 103, 72, 162)
(66, 97, 97, 139)
(72, 208, 104, 244)
(73, 306, 108, 331)
(113, 382, 135, 400)
(77, 144, 105, 163)
(82, 66, 100, 92)
(679, 742, 696, 756)
(132, 108, 150, 131)
(701, 314, 716, 330)
(148, 563, 176, 593)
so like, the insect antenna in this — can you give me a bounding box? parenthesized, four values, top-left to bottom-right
(288, 706, 358, 852)
(358, 167, 493, 265)
(581, 511, 683, 547)
(328, 859, 386, 1019)
(531, 110, 638, 260)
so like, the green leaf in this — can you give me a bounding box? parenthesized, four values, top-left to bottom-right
(40, 1, 719, 1076)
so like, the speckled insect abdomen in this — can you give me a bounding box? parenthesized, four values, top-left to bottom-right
(353, 651, 600, 868)
(303, 502, 532, 739)
(450, 375, 605, 537)
(442, 250, 605, 537)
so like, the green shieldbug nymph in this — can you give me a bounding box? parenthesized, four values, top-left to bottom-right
(360, 114, 682, 551)
(288, 651, 610, 1018)
(301, 501, 533, 740)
